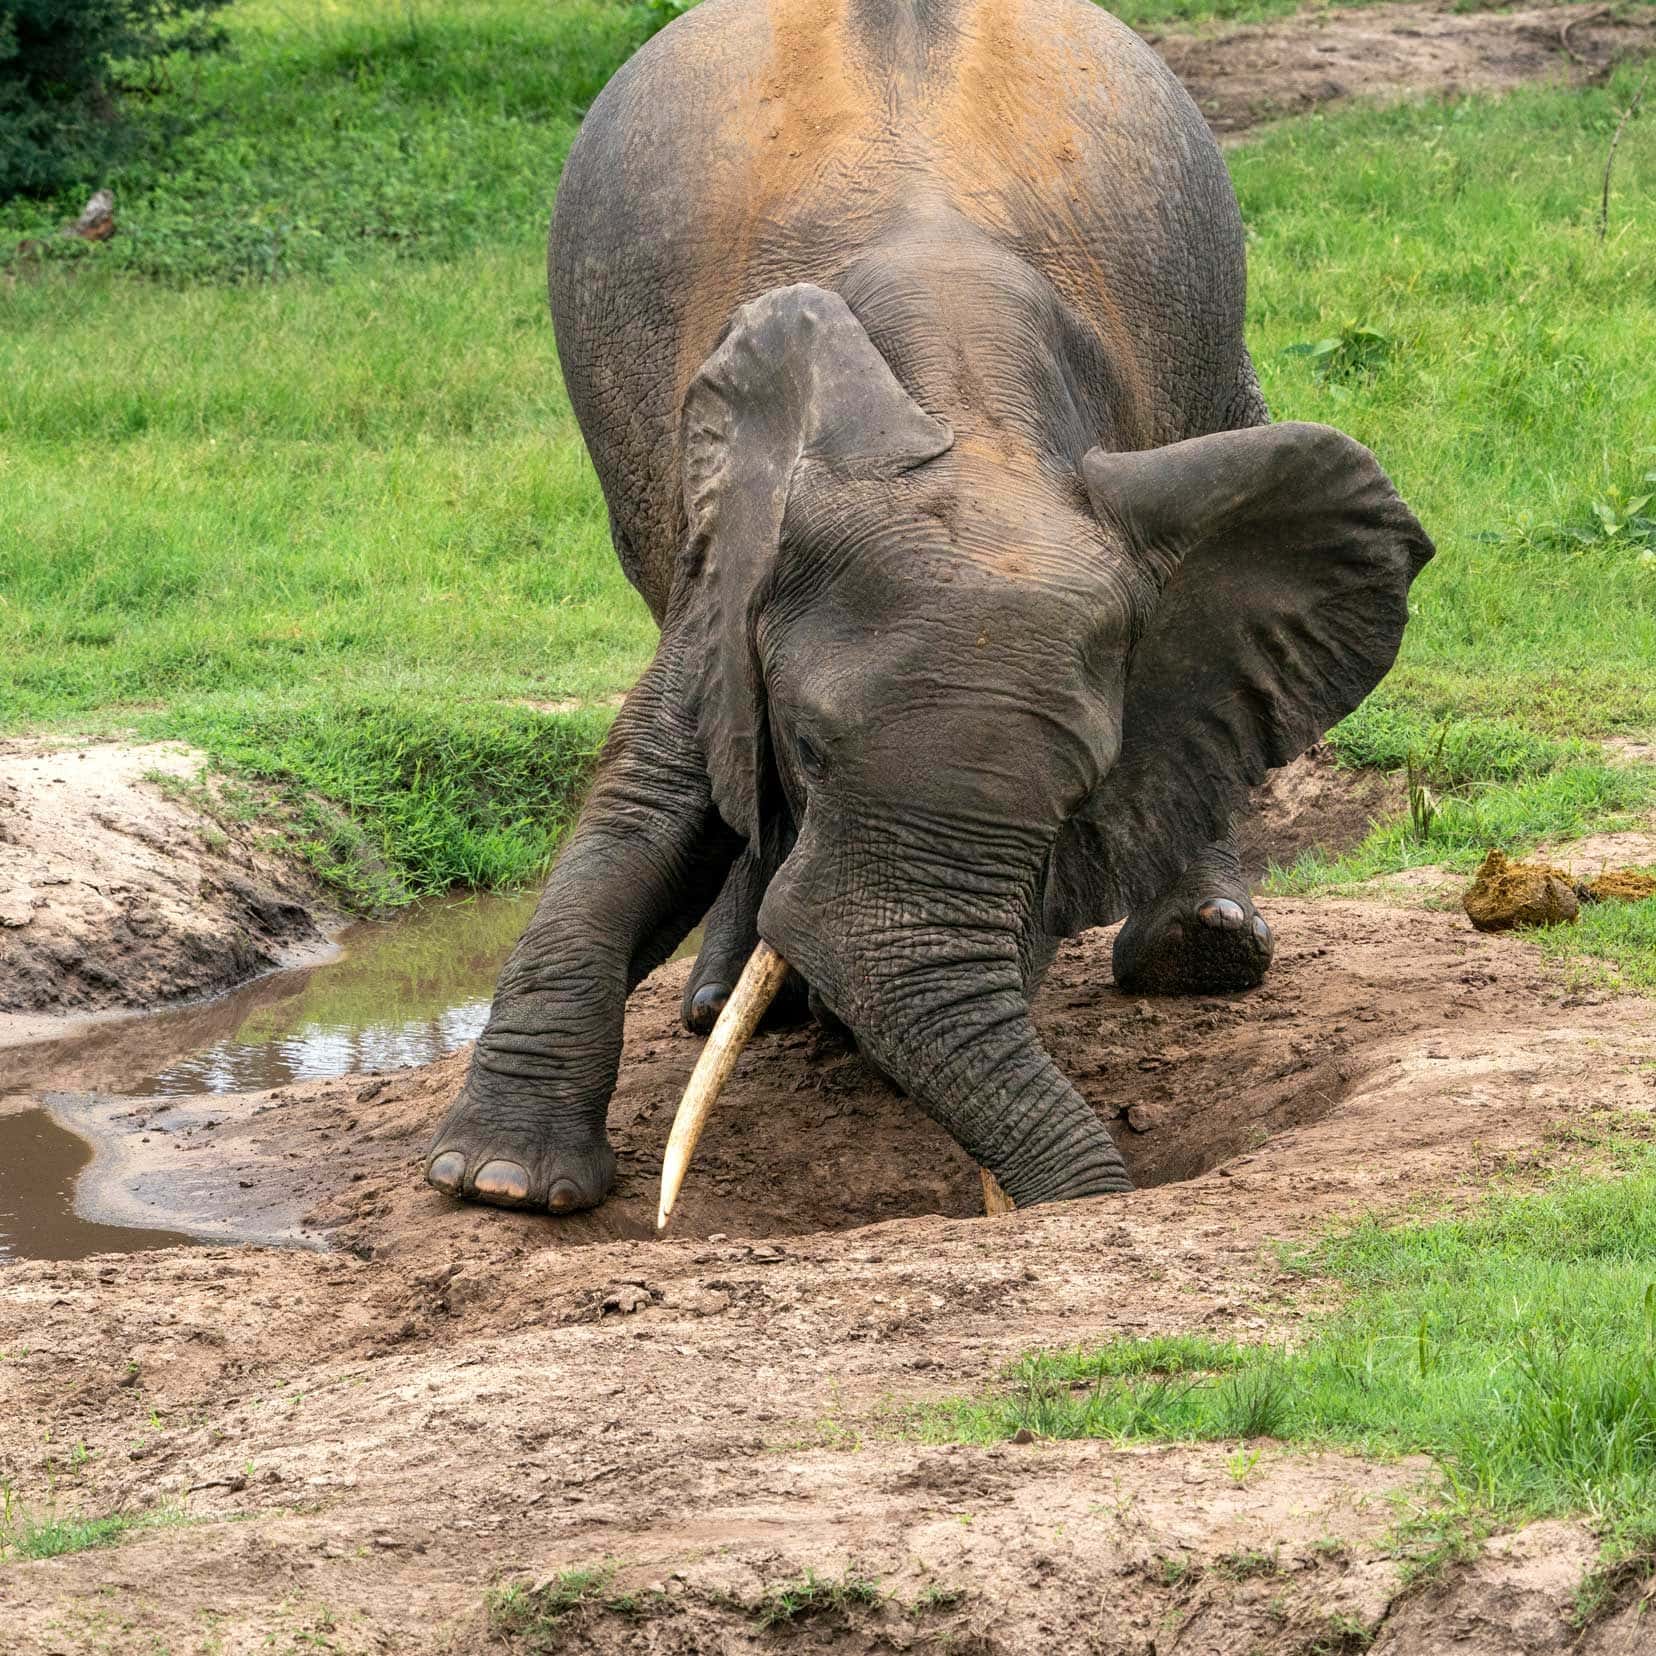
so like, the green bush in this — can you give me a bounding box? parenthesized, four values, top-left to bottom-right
(0, 0, 229, 198)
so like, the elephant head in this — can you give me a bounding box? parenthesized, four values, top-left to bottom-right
(661, 283, 1432, 1218)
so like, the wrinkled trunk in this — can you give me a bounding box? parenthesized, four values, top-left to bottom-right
(762, 825, 1131, 1207)
(845, 940, 1130, 1206)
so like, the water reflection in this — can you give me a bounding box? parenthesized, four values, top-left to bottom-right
(1, 886, 705, 1260)
(130, 886, 545, 1098)
(4, 886, 705, 1102)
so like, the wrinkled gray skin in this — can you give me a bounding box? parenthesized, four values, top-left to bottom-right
(426, 0, 1433, 1214)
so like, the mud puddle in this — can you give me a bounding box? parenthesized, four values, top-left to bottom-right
(0, 1106, 193, 1261)
(1, 889, 707, 1261)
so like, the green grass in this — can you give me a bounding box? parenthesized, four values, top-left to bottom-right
(165, 697, 611, 903)
(921, 1151, 1656, 1575)
(0, 1486, 190, 1561)
(488, 1563, 663, 1649)
(1269, 759, 1656, 889)
(1236, 81, 1656, 733)
(1535, 884, 1656, 993)
(1, 0, 1652, 896)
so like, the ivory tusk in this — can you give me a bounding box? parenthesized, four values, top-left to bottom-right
(657, 939, 792, 1231)
(980, 1168, 1016, 1216)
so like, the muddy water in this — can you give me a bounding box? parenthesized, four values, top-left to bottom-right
(0, 1108, 194, 1261)
(2, 887, 704, 1261)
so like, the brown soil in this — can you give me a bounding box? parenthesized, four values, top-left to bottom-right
(1237, 741, 1402, 879)
(5, 885, 1655, 1652)
(1151, 1, 1656, 136)
(0, 741, 335, 1027)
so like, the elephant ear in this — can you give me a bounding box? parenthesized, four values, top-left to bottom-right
(679, 283, 953, 843)
(1049, 421, 1433, 930)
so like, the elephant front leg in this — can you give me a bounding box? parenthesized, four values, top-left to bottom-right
(681, 846, 810, 1034)
(1111, 835, 1274, 996)
(426, 666, 737, 1213)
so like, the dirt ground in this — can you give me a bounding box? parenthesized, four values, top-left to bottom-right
(1151, 0, 1656, 136)
(5, 829, 1656, 1650)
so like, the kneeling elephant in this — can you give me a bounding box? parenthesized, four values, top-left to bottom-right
(426, 0, 1433, 1217)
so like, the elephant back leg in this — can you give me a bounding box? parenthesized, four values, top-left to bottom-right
(1112, 352, 1279, 998)
(1111, 834, 1274, 996)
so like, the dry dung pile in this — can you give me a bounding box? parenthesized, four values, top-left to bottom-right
(1463, 850, 1581, 931)
(1588, 869, 1656, 904)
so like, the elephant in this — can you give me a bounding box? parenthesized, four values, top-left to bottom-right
(424, 0, 1433, 1216)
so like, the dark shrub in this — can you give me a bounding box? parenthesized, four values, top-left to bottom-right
(1, 0, 230, 199)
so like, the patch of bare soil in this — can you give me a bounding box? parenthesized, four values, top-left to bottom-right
(0, 741, 335, 1027)
(1238, 741, 1402, 879)
(1151, 1, 1656, 136)
(4, 887, 1654, 1651)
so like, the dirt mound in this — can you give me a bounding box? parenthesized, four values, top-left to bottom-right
(3, 892, 1654, 1652)
(1151, 1, 1656, 136)
(1237, 741, 1401, 879)
(0, 741, 335, 1027)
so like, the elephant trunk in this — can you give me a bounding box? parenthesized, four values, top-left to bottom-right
(655, 820, 1133, 1223)
(836, 931, 1131, 1208)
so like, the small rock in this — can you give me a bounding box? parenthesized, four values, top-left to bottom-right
(355, 1079, 388, 1103)
(1126, 1103, 1164, 1133)
(601, 1282, 656, 1315)
(62, 189, 115, 242)
(445, 1272, 488, 1309)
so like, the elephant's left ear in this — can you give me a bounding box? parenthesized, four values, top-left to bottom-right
(1051, 421, 1433, 928)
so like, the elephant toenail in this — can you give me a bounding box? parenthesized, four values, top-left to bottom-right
(548, 1178, 583, 1214)
(427, 1151, 466, 1195)
(1197, 898, 1246, 931)
(473, 1159, 530, 1203)
(692, 982, 729, 1018)
(1252, 915, 1271, 943)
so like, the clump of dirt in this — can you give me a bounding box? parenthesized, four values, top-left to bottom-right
(1588, 869, 1656, 904)
(0, 741, 335, 1024)
(1150, 1, 1656, 137)
(1463, 849, 1581, 932)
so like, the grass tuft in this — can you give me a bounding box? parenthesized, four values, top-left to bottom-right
(487, 1563, 660, 1649)
(0, 1484, 191, 1561)
(747, 1569, 885, 1629)
(163, 697, 610, 906)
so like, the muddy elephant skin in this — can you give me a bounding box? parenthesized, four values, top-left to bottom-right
(424, 0, 1433, 1215)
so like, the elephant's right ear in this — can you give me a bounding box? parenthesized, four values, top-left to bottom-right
(679, 283, 953, 843)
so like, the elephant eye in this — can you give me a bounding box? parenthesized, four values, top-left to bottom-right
(794, 732, 827, 781)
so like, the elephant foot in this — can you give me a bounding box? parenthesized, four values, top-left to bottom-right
(682, 947, 810, 1034)
(424, 1084, 615, 1213)
(1113, 887, 1274, 996)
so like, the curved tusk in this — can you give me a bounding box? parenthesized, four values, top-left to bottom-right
(980, 1168, 1016, 1215)
(657, 939, 792, 1232)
